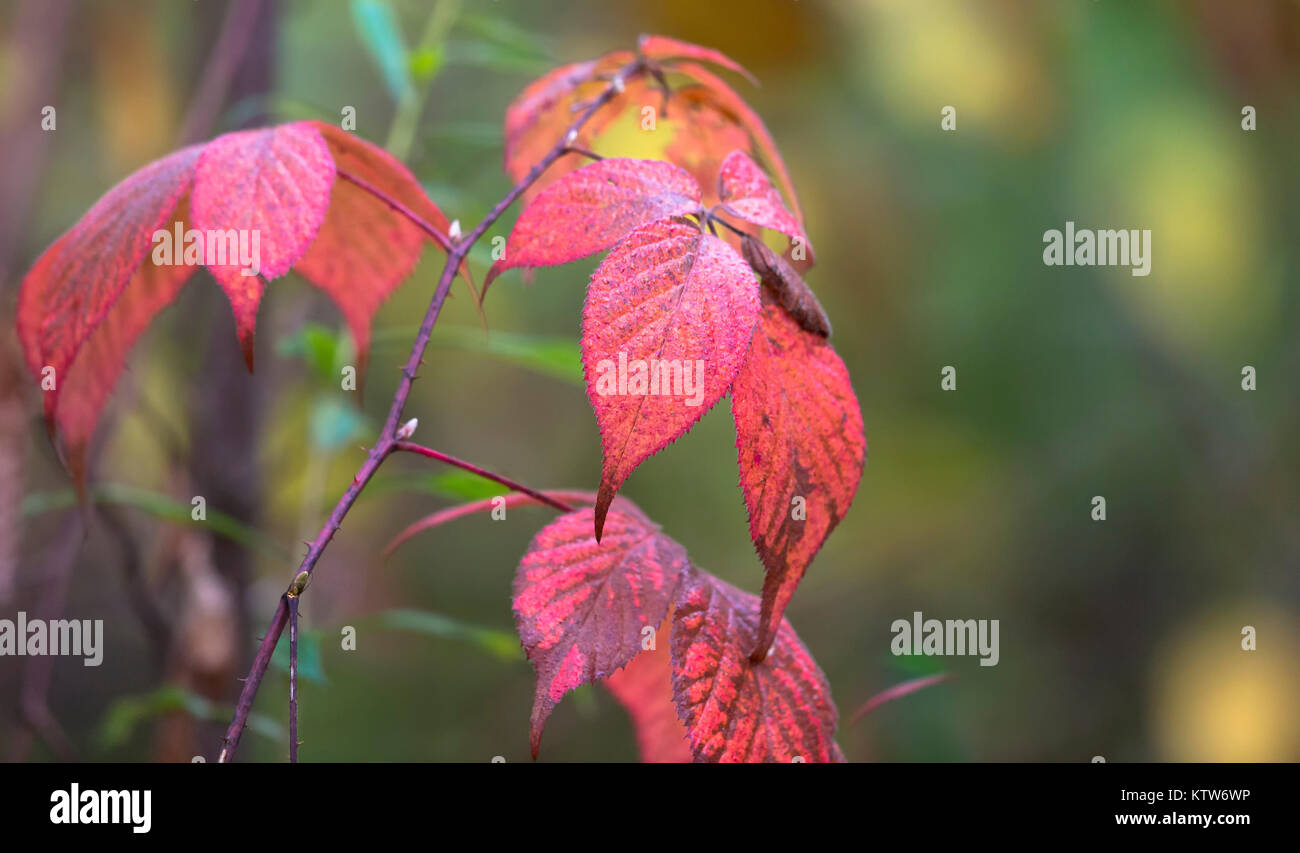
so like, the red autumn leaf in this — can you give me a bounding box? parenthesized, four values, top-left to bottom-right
(513, 503, 690, 758)
(583, 218, 760, 540)
(602, 619, 692, 763)
(485, 158, 702, 291)
(500, 37, 798, 222)
(16, 120, 454, 485)
(190, 121, 336, 368)
(731, 303, 865, 659)
(17, 144, 201, 399)
(741, 234, 831, 338)
(16, 145, 202, 481)
(502, 52, 635, 205)
(673, 61, 803, 226)
(671, 570, 841, 762)
(718, 150, 813, 260)
(636, 34, 757, 85)
(294, 121, 454, 378)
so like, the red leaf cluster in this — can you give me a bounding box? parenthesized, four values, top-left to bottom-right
(16, 120, 452, 482)
(502, 35, 800, 223)
(514, 501, 842, 762)
(493, 132, 863, 656)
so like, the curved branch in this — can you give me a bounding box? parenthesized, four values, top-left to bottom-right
(217, 58, 646, 763)
(336, 167, 453, 253)
(392, 441, 577, 513)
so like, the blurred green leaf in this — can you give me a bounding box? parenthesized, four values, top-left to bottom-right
(365, 609, 521, 661)
(426, 470, 507, 500)
(278, 322, 350, 385)
(410, 45, 443, 81)
(445, 38, 553, 74)
(375, 325, 583, 385)
(455, 12, 552, 63)
(271, 630, 328, 685)
(309, 397, 367, 452)
(421, 120, 503, 148)
(886, 651, 950, 677)
(350, 0, 414, 103)
(22, 483, 287, 559)
(96, 685, 283, 754)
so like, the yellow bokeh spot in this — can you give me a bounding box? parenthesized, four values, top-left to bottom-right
(1151, 605, 1300, 761)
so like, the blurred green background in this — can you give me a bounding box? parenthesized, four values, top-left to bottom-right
(1, 0, 1298, 762)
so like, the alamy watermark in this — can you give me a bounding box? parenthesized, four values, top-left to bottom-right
(1043, 221, 1151, 277)
(891, 611, 999, 667)
(592, 351, 705, 406)
(151, 222, 261, 276)
(50, 784, 150, 834)
(0, 612, 103, 666)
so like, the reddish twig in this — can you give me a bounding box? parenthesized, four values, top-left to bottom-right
(287, 590, 300, 763)
(217, 58, 646, 763)
(849, 672, 953, 726)
(336, 167, 454, 253)
(383, 490, 596, 558)
(392, 441, 577, 513)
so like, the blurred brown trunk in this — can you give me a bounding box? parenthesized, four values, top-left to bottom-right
(0, 0, 70, 607)
(154, 0, 280, 762)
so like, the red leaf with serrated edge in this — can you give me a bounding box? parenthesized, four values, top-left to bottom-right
(16, 120, 455, 487)
(294, 121, 453, 378)
(503, 52, 635, 204)
(17, 144, 200, 394)
(583, 219, 760, 540)
(513, 503, 689, 758)
(674, 62, 803, 226)
(636, 34, 758, 85)
(603, 619, 692, 763)
(501, 39, 795, 220)
(671, 570, 841, 762)
(190, 121, 335, 368)
(718, 150, 813, 260)
(486, 159, 701, 291)
(731, 304, 865, 660)
(16, 145, 202, 482)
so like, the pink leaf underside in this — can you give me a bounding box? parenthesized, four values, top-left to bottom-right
(731, 304, 865, 657)
(190, 121, 335, 368)
(488, 158, 702, 286)
(583, 218, 760, 539)
(672, 61, 802, 226)
(501, 49, 789, 220)
(15, 145, 202, 482)
(602, 619, 693, 763)
(671, 571, 841, 762)
(718, 149, 813, 261)
(503, 53, 633, 175)
(294, 121, 454, 374)
(636, 34, 758, 85)
(513, 503, 690, 758)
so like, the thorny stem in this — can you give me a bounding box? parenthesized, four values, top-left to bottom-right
(287, 591, 299, 763)
(217, 58, 647, 763)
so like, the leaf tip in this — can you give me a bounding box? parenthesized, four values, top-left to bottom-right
(482, 260, 507, 301)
